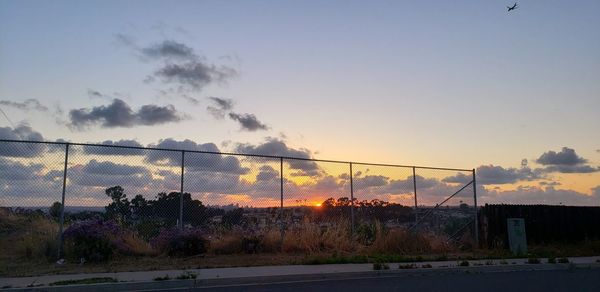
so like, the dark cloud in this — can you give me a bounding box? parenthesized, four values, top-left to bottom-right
(228, 113, 269, 131)
(539, 181, 561, 187)
(542, 165, 599, 173)
(137, 104, 182, 125)
(182, 95, 200, 106)
(81, 159, 147, 176)
(536, 147, 587, 166)
(443, 165, 541, 185)
(0, 125, 47, 157)
(256, 165, 279, 182)
(151, 62, 235, 91)
(82, 140, 145, 156)
(0, 99, 48, 112)
(69, 160, 153, 188)
(140, 40, 196, 61)
(145, 139, 249, 174)
(206, 97, 234, 119)
(86, 89, 110, 100)
(354, 175, 388, 190)
(235, 138, 319, 175)
(68, 99, 184, 129)
(0, 157, 44, 181)
(208, 97, 233, 111)
(480, 186, 600, 206)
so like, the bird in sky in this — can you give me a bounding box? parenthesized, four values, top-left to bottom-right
(507, 2, 518, 12)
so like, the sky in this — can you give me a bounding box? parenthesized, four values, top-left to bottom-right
(0, 0, 599, 207)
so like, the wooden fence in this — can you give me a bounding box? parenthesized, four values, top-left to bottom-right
(478, 204, 600, 248)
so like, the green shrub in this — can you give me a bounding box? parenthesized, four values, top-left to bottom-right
(356, 223, 378, 246)
(373, 262, 389, 270)
(176, 272, 197, 280)
(558, 257, 569, 264)
(63, 220, 124, 262)
(151, 228, 208, 257)
(398, 263, 416, 269)
(154, 275, 170, 281)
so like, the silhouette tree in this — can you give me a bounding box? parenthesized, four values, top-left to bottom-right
(105, 186, 131, 224)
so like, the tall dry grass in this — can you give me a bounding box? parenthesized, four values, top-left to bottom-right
(0, 208, 59, 261)
(282, 219, 355, 254)
(368, 222, 454, 255)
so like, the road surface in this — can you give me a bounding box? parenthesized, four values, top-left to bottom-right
(184, 268, 600, 292)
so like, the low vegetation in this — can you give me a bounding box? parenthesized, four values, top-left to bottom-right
(49, 277, 117, 286)
(1, 186, 599, 277)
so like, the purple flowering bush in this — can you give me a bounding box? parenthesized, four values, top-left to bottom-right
(63, 219, 129, 262)
(151, 227, 209, 256)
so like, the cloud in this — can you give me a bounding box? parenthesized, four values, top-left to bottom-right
(542, 165, 599, 173)
(353, 175, 388, 190)
(536, 147, 587, 165)
(68, 99, 184, 129)
(81, 159, 147, 176)
(0, 99, 48, 112)
(235, 138, 320, 175)
(115, 35, 237, 92)
(0, 157, 44, 181)
(228, 113, 269, 131)
(534, 147, 598, 173)
(256, 165, 279, 182)
(69, 160, 153, 188)
(0, 125, 47, 157)
(145, 139, 249, 174)
(206, 97, 234, 119)
(140, 40, 197, 61)
(443, 165, 542, 185)
(182, 95, 200, 106)
(151, 62, 235, 91)
(82, 140, 145, 156)
(480, 186, 600, 206)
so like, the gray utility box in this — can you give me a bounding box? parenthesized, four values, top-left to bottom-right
(507, 218, 527, 255)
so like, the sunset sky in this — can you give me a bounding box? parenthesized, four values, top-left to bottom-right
(1, 0, 599, 207)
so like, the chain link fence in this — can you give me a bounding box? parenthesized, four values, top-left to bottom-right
(0, 139, 477, 268)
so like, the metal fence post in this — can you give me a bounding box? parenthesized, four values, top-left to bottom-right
(179, 150, 185, 229)
(472, 168, 479, 248)
(57, 143, 69, 259)
(412, 167, 418, 224)
(349, 162, 355, 235)
(280, 157, 284, 249)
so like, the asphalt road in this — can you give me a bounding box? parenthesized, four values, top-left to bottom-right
(188, 268, 600, 292)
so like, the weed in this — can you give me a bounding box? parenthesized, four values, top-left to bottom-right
(547, 257, 556, 264)
(485, 260, 494, 265)
(458, 260, 469, 267)
(421, 264, 433, 268)
(373, 262, 389, 270)
(499, 260, 508, 265)
(398, 263, 416, 269)
(176, 272, 197, 280)
(49, 277, 117, 286)
(154, 275, 170, 281)
(527, 257, 541, 264)
(558, 257, 569, 264)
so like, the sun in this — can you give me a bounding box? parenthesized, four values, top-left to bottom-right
(315, 203, 322, 207)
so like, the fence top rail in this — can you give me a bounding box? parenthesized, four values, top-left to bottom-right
(0, 138, 473, 172)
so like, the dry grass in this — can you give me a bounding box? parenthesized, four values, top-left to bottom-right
(368, 223, 454, 255)
(120, 232, 156, 256)
(0, 208, 59, 262)
(282, 219, 355, 254)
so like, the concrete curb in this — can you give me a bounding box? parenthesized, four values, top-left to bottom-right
(2, 258, 599, 291)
